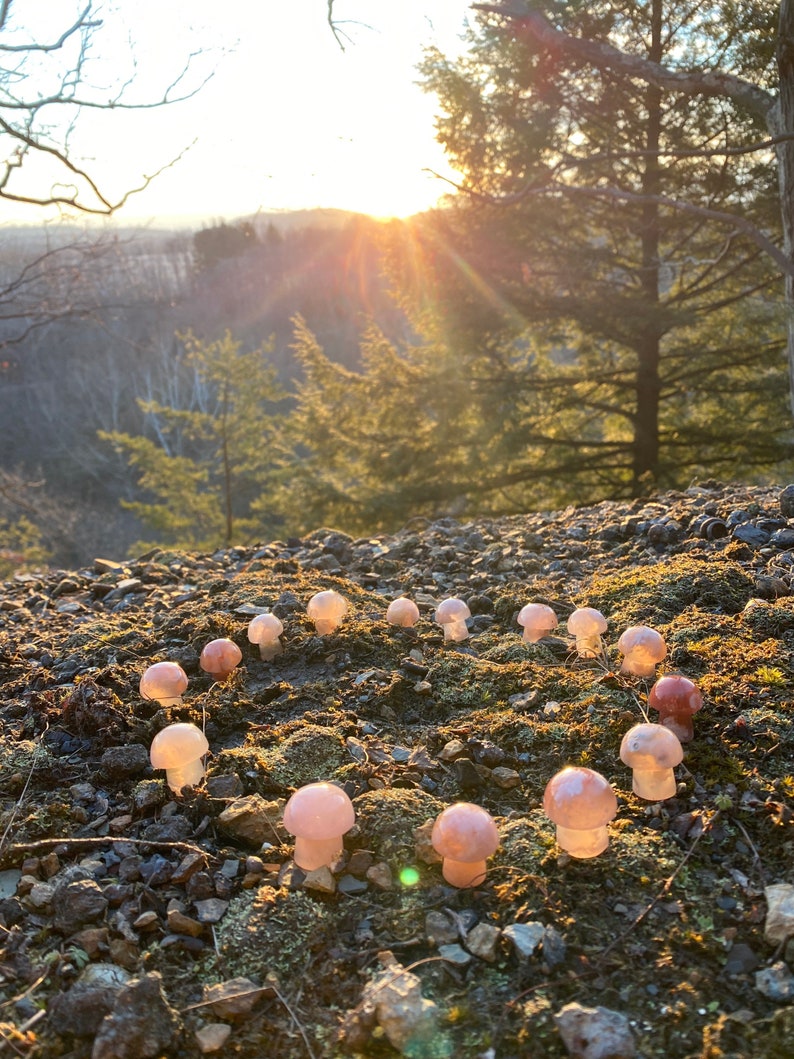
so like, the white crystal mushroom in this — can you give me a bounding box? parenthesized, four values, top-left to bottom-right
(566, 608, 608, 658)
(517, 603, 559, 643)
(543, 766, 617, 858)
(199, 638, 243, 682)
(247, 613, 284, 661)
(617, 626, 667, 678)
(431, 802, 500, 888)
(620, 723, 684, 800)
(386, 597, 420, 628)
(139, 661, 188, 707)
(434, 598, 471, 642)
(307, 590, 349, 636)
(283, 781, 356, 870)
(150, 722, 209, 792)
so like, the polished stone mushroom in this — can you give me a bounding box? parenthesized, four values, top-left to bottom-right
(617, 626, 667, 678)
(200, 638, 243, 682)
(434, 598, 471, 642)
(139, 661, 188, 707)
(247, 613, 284, 661)
(386, 597, 420, 628)
(543, 766, 617, 858)
(620, 722, 683, 800)
(566, 608, 608, 658)
(307, 590, 349, 636)
(648, 674, 703, 742)
(283, 781, 356, 871)
(150, 722, 209, 793)
(431, 802, 500, 888)
(517, 603, 558, 643)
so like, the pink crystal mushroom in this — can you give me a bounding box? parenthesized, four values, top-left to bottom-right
(199, 638, 243, 682)
(617, 626, 667, 678)
(283, 781, 356, 871)
(620, 723, 684, 800)
(307, 590, 348, 635)
(648, 674, 703, 742)
(543, 767, 618, 858)
(431, 802, 500, 888)
(434, 598, 471, 642)
(247, 613, 284, 661)
(386, 597, 420, 628)
(139, 661, 188, 707)
(150, 722, 209, 792)
(566, 608, 608, 658)
(517, 603, 559, 643)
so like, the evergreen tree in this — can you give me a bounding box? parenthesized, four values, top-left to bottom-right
(101, 331, 287, 551)
(280, 1, 794, 531)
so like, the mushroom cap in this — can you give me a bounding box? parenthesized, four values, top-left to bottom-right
(431, 802, 500, 863)
(386, 597, 420, 627)
(247, 613, 284, 644)
(307, 590, 348, 622)
(435, 598, 471, 624)
(543, 767, 617, 829)
(620, 723, 684, 769)
(648, 674, 703, 716)
(150, 722, 209, 769)
(139, 661, 188, 700)
(617, 625, 667, 663)
(517, 603, 558, 634)
(199, 638, 243, 675)
(566, 607, 608, 636)
(283, 781, 355, 840)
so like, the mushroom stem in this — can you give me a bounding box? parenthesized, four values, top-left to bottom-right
(165, 757, 205, 794)
(574, 634, 602, 658)
(258, 641, 283, 661)
(632, 768, 677, 801)
(442, 858, 487, 888)
(293, 835, 344, 871)
(620, 658, 657, 678)
(443, 619, 469, 643)
(555, 823, 609, 859)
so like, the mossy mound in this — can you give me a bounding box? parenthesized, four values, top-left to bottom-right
(352, 786, 443, 867)
(587, 554, 754, 626)
(214, 886, 329, 982)
(261, 724, 348, 787)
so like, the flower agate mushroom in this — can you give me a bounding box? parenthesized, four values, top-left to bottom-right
(307, 590, 348, 635)
(617, 626, 667, 678)
(648, 674, 703, 743)
(386, 597, 420, 628)
(620, 723, 683, 800)
(283, 781, 356, 871)
(543, 767, 617, 858)
(431, 802, 500, 888)
(247, 613, 284, 661)
(139, 661, 188, 707)
(199, 638, 243, 682)
(566, 608, 608, 658)
(150, 722, 209, 792)
(434, 598, 471, 642)
(517, 603, 559, 643)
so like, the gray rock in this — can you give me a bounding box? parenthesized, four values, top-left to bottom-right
(53, 878, 108, 934)
(724, 942, 758, 975)
(48, 964, 131, 1037)
(100, 744, 149, 780)
(779, 484, 794, 518)
(503, 921, 545, 958)
(465, 922, 500, 962)
(92, 972, 181, 1059)
(554, 1001, 636, 1059)
(217, 794, 282, 846)
(367, 954, 442, 1055)
(541, 924, 567, 967)
(438, 943, 472, 967)
(732, 524, 770, 547)
(756, 961, 794, 1001)
(770, 527, 794, 549)
(425, 910, 459, 947)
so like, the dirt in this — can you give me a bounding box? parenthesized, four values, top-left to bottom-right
(0, 482, 793, 1058)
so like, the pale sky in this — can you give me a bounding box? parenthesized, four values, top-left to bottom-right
(2, 0, 476, 226)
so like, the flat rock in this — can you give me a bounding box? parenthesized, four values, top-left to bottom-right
(554, 1001, 636, 1059)
(764, 883, 794, 944)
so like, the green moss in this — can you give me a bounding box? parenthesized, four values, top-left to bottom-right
(214, 886, 329, 981)
(262, 725, 348, 787)
(352, 787, 443, 867)
(587, 554, 753, 626)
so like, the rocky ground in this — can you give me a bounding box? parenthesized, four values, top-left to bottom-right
(1, 481, 794, 1059)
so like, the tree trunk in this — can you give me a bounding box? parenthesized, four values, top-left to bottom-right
(632, 0, 663, 493)
(776, 0, 794, 417)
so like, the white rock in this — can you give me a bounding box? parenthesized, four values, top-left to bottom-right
(554, 1002, 636, 1059)
(368, 954, 441, 1055)
(764, 883, 794, 944)
(195, 1023, 232, 1053)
